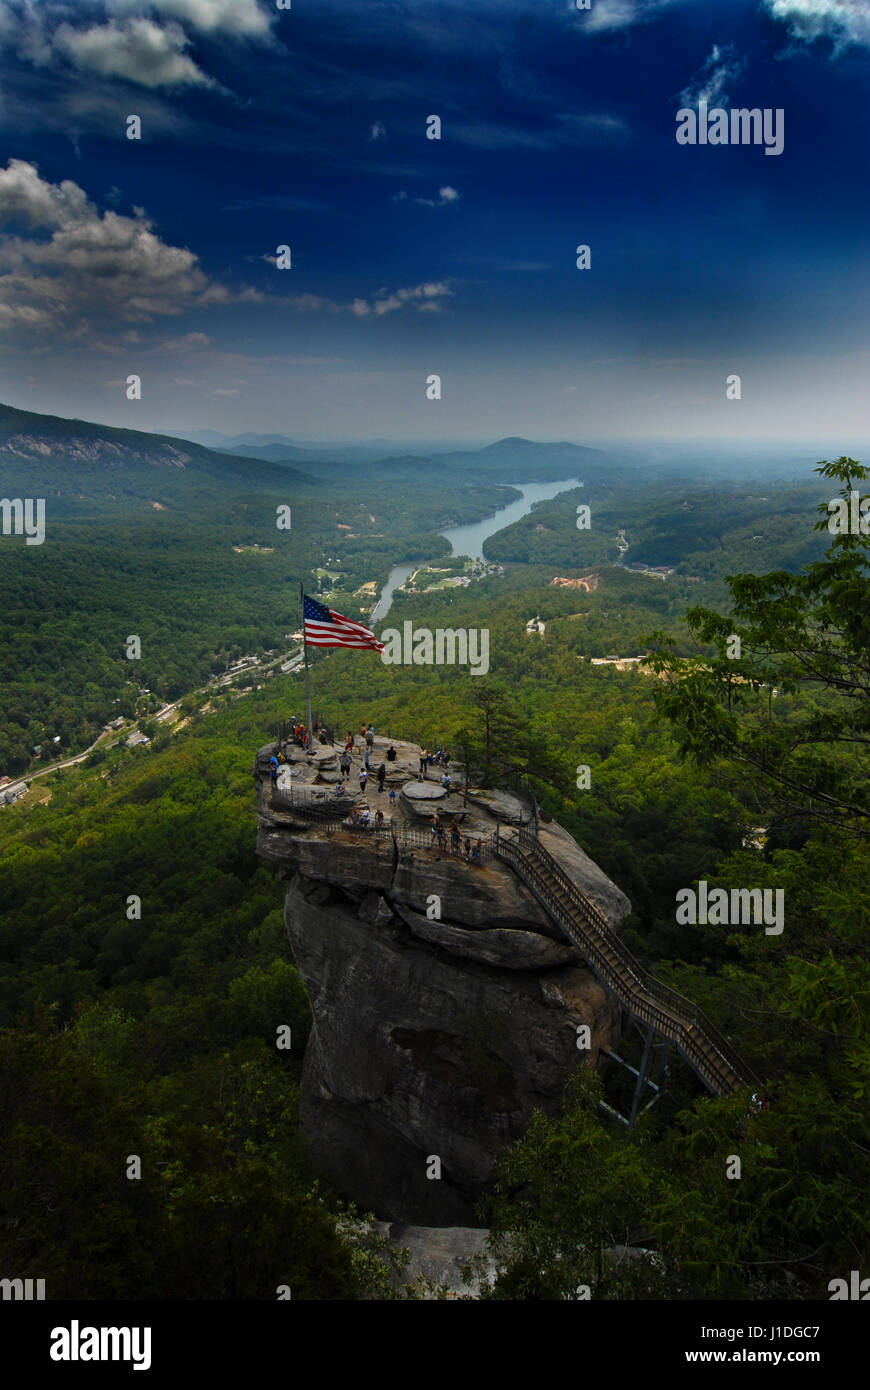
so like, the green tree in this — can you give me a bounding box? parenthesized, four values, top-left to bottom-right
(647, 460, 870, 833)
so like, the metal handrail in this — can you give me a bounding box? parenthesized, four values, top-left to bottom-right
(494, 828, 758, 1093)
(394, 824, 493, 864)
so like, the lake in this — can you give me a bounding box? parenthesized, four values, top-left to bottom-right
(371, 477, 583, 621)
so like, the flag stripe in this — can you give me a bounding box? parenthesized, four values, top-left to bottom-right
(302, 593, 384, 652)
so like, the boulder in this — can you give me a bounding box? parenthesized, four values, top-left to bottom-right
(397, 906, 577, 970)
(390, 845, 559, 936)
(537, 822, 632, 927)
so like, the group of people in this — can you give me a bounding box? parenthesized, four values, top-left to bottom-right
(429, 813, 482, 862)
(333, 721, 401, 802)
(418, 746, 450, 781)
(270, 723, 487, 861)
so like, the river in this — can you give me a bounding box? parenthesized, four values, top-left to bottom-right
(370, 477, 583, 622)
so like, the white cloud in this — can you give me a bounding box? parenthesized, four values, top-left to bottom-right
(679, 43, 745, 109)
(413, 185, 462, 207)
(764, 0, 870, 50)
(212, 387, 240, 396)
(107, 0, 273, 38)
(0, 1, 272, 96)
(370, 120, 386, 140)
(54, 18, 214, 90)
(371, 281, 453, 314)
(578, 0, 677, 35)
(0, 160, 252, 341)
(286, 281, 455, 316)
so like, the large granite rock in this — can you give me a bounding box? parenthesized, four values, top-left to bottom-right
(253, 738, 629, 1224)
(285, 871, 620, 1224)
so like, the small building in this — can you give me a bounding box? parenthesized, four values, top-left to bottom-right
(125, 731, 150, 748)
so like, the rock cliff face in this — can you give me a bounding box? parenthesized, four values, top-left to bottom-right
(255, 736, 629, 1224)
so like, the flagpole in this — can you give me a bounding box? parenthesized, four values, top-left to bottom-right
(300, 582, 313, 742)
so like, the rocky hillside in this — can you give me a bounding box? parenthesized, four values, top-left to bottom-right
(0, 401, 309, 506)
(254, 734, 629, 1224)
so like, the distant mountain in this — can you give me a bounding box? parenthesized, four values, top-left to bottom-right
(479, 436, 604, 460)
(436, 437, 606, 482)
(0, 402, 311, 510)
(213, 441, 319, 464)
(179, 428, 304, 451)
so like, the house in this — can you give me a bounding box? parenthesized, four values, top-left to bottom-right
(3, 782, 27, 805)
(108, 717, 125, 730)
(125, 731, 150, 748)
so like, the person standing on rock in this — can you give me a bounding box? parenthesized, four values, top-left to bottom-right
(377, 763, 386, 793)
(359, 768, 368, 792)
(345, 731, 354, 752)
(430, 813, 439, 840)
(340, 751, 351, 778)
(364, 745, 372, 769)
(419, 748, 428, 777)
(389, 787, 397, 808)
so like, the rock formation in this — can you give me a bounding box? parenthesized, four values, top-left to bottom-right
(255, 734, 629, 1224)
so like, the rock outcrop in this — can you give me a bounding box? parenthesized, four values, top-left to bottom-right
(255, 735, 628, 1224)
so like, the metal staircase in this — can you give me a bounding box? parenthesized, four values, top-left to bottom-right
(493, 824, 759, 1113)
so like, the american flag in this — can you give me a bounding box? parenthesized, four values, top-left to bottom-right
(303, 593, 384, 652)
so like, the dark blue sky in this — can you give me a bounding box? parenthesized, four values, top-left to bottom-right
(0, 0, 868, 444)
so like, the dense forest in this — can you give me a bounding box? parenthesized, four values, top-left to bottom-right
(1, 451, 867, 1298)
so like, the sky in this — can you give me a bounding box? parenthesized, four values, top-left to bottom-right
(0, 0, 868, 446)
